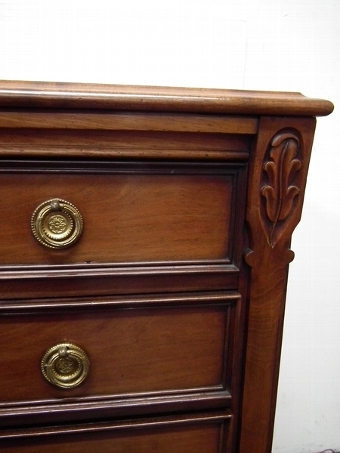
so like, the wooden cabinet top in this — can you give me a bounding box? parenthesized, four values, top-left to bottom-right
(0, 80, 334, 116)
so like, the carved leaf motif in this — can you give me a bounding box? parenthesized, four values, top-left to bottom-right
(261, 132, 301, 247)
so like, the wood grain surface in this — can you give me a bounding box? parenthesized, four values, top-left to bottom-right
(0, 412, 231, 453)
(0, 170, 234, 264)
(0, 80, 334, 115)
(0, 82, 333, 453)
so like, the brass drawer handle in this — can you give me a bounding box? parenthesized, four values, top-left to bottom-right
(41, 343, 90, 389)
(31, 198, 83, 249)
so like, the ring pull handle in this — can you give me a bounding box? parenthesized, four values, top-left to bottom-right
(50, 200, 62, 211)
(31, 198, 83, 249)
(41, 342, 90, 389)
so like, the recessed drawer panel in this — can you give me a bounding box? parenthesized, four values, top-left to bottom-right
(0, 161, 246, 266)
(0, 412, 232, 453)
(0, 292, 239, 426)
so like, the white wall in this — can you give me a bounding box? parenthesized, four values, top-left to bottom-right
(1, 1, 339, 452)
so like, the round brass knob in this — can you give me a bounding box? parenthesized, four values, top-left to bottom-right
(31, 198, 83, 249)
(41, 343, 90, 389)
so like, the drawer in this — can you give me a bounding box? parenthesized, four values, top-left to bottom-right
(0, 411, 232, 453)
(0, 292, 239, 426)
(0, 160, 246, 266)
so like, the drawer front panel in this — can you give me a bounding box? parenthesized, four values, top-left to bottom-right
(0, 295, 237, 406)
(0, 161, 246, 266)
(1, 413, 231, 453)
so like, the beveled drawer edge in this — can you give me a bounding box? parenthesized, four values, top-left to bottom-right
(0, 390, 231, 429)
(0, 266, 239, 299)
(1, 385, 229, 409)
(0, 262, 239, 281)
(0, 157, 246, 174)
(0, 146, 251, 161)
(0, 409, 232, 440)
(0, 290, 240, 312)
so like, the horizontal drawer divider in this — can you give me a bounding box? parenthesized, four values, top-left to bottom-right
(0, 409, 233, 440)
(0, 262, 238, 281)
(0, 111, 258, 134)
(0, 158, 246, 174)
(0, 390, 231, 428)
(0, 290, 240, 312)
(0, 145, 251, 161)
(0, 269, 239, 300)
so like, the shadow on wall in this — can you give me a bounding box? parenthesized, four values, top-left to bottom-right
(318, 448, 339, 453)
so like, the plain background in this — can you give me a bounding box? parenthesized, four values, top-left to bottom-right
(1, 1, 339, 452)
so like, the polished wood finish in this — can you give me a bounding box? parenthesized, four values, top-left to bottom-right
(0, 130, 251, 160)
(0, 293, 238, 426)
(0, 111, 258, 134)
(0, 412, 232, 453)
(0, 82, 333, 452)
(241, 117, 317, 452)
(0, 80, 333, 116)
(0, 166, 237, 264)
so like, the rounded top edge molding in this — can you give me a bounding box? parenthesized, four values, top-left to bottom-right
(0, 81, 334, 117)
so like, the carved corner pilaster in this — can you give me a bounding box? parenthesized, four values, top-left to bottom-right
(240, 116, 316, 453)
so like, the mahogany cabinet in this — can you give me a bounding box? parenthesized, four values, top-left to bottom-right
(0, 81, 333, 452)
